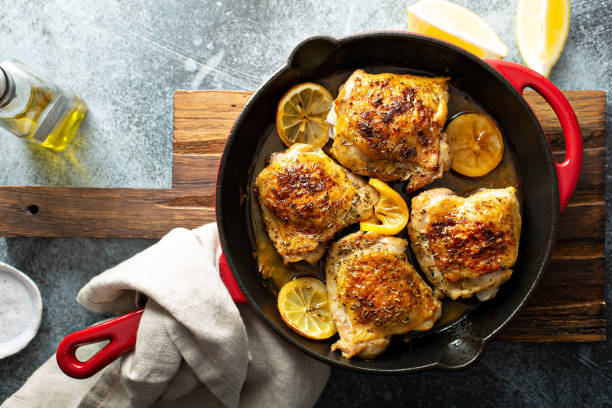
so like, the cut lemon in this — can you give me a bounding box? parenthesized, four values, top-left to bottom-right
(516, 0, 570, 77)
(407, 0, 508, 59)
(276, 82, 334, 148)
(277, 277, 336, 340)
(360, 179, 409, 235)
(446, 113, 504, 177)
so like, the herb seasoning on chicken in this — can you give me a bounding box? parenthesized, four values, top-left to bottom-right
(255, 144, 378, 264)
(326, 231, 442, 359)
(327, 69, 451, 192)
(408, 187, 521, 301)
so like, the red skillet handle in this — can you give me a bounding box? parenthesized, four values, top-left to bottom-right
(57, 254, 246, 379)
(56, 308, 144, 379)
(486, 59, 582, 212)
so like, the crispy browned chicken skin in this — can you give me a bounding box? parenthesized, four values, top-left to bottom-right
(327, 69, 451, 192)
(255, 144, 378, 264)
(326, 231, 442, 359)
(408, 187, 521, 301)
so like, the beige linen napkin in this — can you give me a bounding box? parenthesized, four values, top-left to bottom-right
(2, 224, 330, 408)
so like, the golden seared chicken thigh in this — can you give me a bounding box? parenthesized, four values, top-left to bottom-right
(408, 187, 521, 301)
(326, 231, 442, 359)
(327, 69, 451, 192)
(255, 144, 378, 264)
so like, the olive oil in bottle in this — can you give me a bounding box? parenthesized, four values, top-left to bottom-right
(0, 58, 87, 151)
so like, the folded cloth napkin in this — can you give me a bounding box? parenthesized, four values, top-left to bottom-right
(2, 224, 330, 408)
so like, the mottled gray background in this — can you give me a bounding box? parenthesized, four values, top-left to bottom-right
(0, 0, 610, 406)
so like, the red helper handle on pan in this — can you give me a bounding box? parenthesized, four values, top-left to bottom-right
(486, 60, 582, 212)
(56, 254, 246, 379)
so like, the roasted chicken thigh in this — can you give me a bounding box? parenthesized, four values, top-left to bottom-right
(255, 144, 378, 264)
(408, 187, 521, 301)
(326, 231, 442, 359)
(327, 69, 451, 192)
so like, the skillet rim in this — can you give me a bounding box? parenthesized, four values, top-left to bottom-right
(216, 32, 560, 373)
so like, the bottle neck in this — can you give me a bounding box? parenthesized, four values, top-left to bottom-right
(0, 67, 14, 107)
(0, 68, 6, 99)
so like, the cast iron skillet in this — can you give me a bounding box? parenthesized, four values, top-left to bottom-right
(56, 33, 582, 377)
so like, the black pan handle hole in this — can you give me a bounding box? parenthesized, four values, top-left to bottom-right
(26, 205, 39, 215)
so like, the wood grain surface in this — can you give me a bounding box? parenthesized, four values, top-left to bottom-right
(0, 89, 606, 342)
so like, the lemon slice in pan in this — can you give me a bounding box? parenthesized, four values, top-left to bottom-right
(446, 112, 504, 177)
(277, 277, 336, 340)
(276, 82, 333, 148)
(360, 178, 409, 235)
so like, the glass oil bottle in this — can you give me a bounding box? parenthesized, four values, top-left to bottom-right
(0, 58, 87, 151)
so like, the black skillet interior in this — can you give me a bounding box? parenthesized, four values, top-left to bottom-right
(216, 33, 559, 373)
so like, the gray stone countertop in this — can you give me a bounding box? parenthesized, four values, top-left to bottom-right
(0, 0, 610, 406)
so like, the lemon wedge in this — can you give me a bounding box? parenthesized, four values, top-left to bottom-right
(276, 82, 334, 148)
(516, 0, 570, 77)
(360, 179, 409, 235)
(277, 277, 337, 340)
(407, 0, 508, 59)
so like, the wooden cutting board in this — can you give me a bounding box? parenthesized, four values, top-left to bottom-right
(0, 90, 606, 342)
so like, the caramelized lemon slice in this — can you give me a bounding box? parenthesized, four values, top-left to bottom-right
(360, 178, 409, 235)
(276, 82, 333, 148)
(446, 112, 504, 177)
(277, 277, 336, 340)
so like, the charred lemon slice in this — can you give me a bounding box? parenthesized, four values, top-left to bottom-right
(360, 178, 409, 235)
(446, 112, 504, 177)
(277, 277, 336, 340)
(276, 82, 333, 148)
